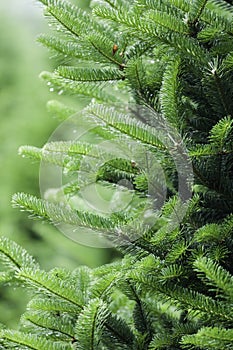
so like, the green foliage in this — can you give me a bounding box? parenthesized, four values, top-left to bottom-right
(0, 0, 111, 328)
(0, 0, 233, 349)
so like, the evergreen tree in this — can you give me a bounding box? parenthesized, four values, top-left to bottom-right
(0, 0, 233, 349)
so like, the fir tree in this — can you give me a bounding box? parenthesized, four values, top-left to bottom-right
(0, 0, 233, 349)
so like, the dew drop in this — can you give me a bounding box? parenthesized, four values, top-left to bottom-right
(50, 88, 54, 92)
(47, 82, 52, 86)
(58, 90, 64, 95)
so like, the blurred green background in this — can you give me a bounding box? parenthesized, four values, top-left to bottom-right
(0, 0, 111, 327)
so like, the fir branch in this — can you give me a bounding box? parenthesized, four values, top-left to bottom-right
(0, 237, 39, 272)
(0, 330, 72, 350)
(182, 326, 233, 349)
(193, 256, 233, 299)
(201, 6, 233, 34)
(3, 0, 233, 348)
(86, 33, 126, 69)
(188, 0, 209, 27)
(93, 5, 209, 63)
(90, 272, 120, 300)
(18, 267, 84, 308)
(168, 0, 190, 13)
(37, 35, 97, 62)
(75, 299, 110, 350)
(126, 58, 144, 93)
(19, 141, 101, 167)
(12, 193, 121, 232)
(159, 56, 181, 127)
(137, 0, 188, 15)
(147, 9, 188, 34)
(165, 240, 190, 263)
(128, 282, 153, 344)
(100, 0, 118, 9)
(0, 271, 13, 284)
(22, 310, 75, 339)
(56, 66, 124, 82)
(157, 283, 233, 322)
(193, 223, 223, 243)
(40, 0, 97, 37)
(102, 314, 135, 350)
(85, 104, 166, 149)
(160, 263, 187, 281)
(189, 144, 233, 158)
(211, 69, 231, 116)
(40, 71, 118, 102)
(18, 145, 69, 166)
(28, 297, 81, 314)
(46, 100, 76, 121)
(209, 116, 233, 150)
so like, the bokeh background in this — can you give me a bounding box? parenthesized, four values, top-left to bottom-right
(0, 0, 111, 327)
